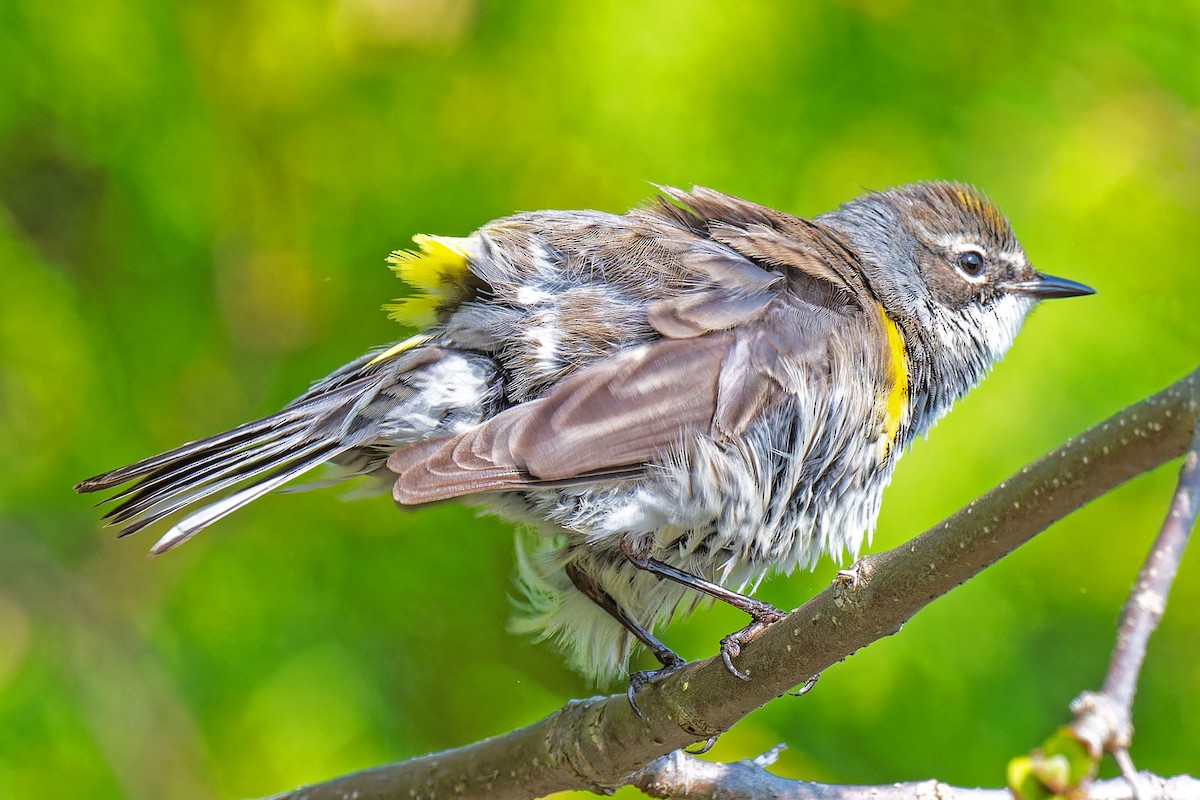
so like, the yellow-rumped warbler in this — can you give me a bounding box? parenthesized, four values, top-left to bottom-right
(77, 183, 1093, 688)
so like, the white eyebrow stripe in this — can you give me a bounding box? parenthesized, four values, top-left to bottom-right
(932, 234, 988, 253)
(932, 236, 1026, 269)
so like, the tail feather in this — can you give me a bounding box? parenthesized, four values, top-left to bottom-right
(100, 421, 313, 523)
(76, 384, 385, 547)
(104, 436, 335, 534)
(76, 344, 504, 550)
(75, 370, 388, 497)
(74, 414, 290, 493)
(148, 444, 345, 554)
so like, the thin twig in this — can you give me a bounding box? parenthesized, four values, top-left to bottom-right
(1069, 428, 1200, 771)
(1105, 431, 1200, 708)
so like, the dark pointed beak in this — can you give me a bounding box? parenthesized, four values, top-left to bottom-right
(1004, 272, 1096, 300)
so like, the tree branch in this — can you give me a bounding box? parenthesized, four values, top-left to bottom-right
(264, 367, 1199, 800)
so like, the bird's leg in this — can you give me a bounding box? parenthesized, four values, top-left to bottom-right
(619, 537, 786, 681)
(564, 562, 684, 715)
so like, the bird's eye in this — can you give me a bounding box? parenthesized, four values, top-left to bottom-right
(956, 250, 985, 277)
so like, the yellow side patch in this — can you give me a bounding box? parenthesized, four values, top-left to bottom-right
(878, 303, 909, 457)
(384, 234, 474, 328)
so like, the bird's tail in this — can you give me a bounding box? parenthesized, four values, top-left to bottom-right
(76, 343, 502, 554)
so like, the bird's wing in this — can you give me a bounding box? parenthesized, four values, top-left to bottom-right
(387, 329, 787, 504)
(650, 185, 875, 314)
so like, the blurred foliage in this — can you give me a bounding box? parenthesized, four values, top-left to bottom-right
(0, 1, 1198, 798)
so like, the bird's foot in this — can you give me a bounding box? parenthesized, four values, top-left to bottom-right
(720, 600, 787, 680)
(627, 655, 687, 718)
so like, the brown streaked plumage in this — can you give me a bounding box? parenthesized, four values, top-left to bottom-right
(76, 182, 1093, 687)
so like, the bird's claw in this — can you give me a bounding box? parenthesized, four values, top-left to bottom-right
(719, 604, 786, 681)
(788, 674, 820, 697)
(626, 657, 686, 718)
(720, 636, 749, 680)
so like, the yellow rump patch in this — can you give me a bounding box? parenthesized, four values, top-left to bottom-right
(384, 234, 474, 328)
(877, 303, 909, 457)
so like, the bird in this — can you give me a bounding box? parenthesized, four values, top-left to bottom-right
(76, 182, 1094, 690)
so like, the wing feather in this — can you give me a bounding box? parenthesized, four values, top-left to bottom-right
(389, 333, 747, 504)
(650, 185, 873, 312)
(647, 289, 775, 339)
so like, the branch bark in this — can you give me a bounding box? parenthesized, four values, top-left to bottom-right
(632, 749, 1200, 800)
(265, 367, 1200, 800)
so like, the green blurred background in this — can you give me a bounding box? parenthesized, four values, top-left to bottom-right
(1, 1, 1198, 797)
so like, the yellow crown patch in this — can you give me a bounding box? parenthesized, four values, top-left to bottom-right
(951, 185, 1007, 232)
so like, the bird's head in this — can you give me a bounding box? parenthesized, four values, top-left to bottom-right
(820, 181, 1094, 404)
